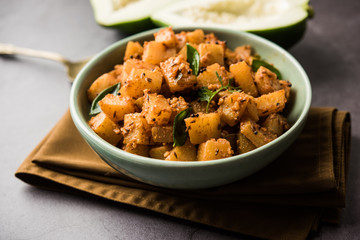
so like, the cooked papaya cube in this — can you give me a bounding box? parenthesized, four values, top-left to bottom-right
(122, 59, 156, 83)
(165, 140, 197, 161)
(89, 112, 122, 146)
(122, 113, 151, 145)
(154, 27, 177, 48)
(237, 132, 256, 154)
(203, 33, 226, 50)
(217, 92, 249, 127)
(151, 125, 173, 143)
(229, 61, 258, 97)
(87, 70, 121, 102)
(177, 45, 187, 60)
(254, 89, 287, 117)
(149, 144, 172, 160)
(262, 113, 290, 136)
(175, 31, 187, 50)
(254, 66, 281, 95)
(186, 29, 205, 44)
(240, 121, 276, 148)
(176, 43, 197, 61)
(185, 112, 221, 145)
(196, 63, 233, 88)
(160, 55, 197, 93)
(134, 96, 144, 109)
(279, 80, 292, 99)
(221, 131, 238, 153)
(234, 45, 252, 64)
(122, 143, 149, 157)
(197, 138, 233, 161)
(124, 41, 144, 61)
(169, 96, 189, 123)
(142, 93, 172, 125)
(98, 94, 136, 122)
(241, 96, 259, 122)
(142, 41, 176, 65)
(119, 68, 163, 98)
(198, 43, 224, 67)
(224, 48, 238, 66)
(190, 100, 215, 114)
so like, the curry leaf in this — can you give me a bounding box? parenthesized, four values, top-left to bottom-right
(186, 43, 200, 76)
(89, 83, 121, 116)
(173, 107, 192, 147)
(252, 59, 282, 80)
(198, 72, 242, 113)
(198, 87, 222, 113)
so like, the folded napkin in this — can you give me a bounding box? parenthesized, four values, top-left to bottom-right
(15, 107, 351, 240)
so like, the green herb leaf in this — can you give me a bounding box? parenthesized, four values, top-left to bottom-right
(252, 59, 282, 80)
(173, 107, 192, 147)
(216, 72, 224, 87)
(198, 87, 222, 113)
(89, 83, 121, 116)
(198, 72, 242, 113)
(186, 43, 200, 76)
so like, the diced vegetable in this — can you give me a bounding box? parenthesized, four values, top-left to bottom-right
(198, 43, 224, 67)
(254, 66, 281, 95)
(88, 112, 122, 146)
(120, 68, 163, 98)
(151, 126, 173, 143)
(142, 92, 172, 125)
(186, 29, 205, 44)
(149, 145, 172, 160)
(229, 61, 258, 97)
(160, 55, 197, 93)
(237, 132, 256, 154)
(87, 70, 121, 102)
(98, 94, 136, 122)
(197, 138, 233, 161)
(165, 140, 197, 161)
(279, 80, 292, 99)
(185, 112, 221, 145)
(262, 113, 290, 136)
(122, 143, 149, 157)
(154, 26, 177, 48)
(254, 89, 287, 117)
(241, 96, 259, 122)
(142, 41, 176, 65)
(240, 121, 276, 148)
(122, 58, 156, 83)
(217, 92, 249, 127)
(234, 45, 252, 64)
(124, 41, 144, 61)
(122, 113, 152, 145)
(196, 63, 233, 88)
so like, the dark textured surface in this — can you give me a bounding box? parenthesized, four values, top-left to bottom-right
(0, 0, 359, 239)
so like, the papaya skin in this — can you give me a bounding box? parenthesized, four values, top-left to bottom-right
(97, 17, 157, 34)
(151, 18, 308, 50)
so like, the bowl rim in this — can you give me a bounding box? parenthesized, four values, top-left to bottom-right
(70, 26, 312, 168)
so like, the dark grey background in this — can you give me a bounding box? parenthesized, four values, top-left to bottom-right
(1, 0, 359, 239)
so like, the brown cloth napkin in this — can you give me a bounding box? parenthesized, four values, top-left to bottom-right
(15, 107, 351, 240)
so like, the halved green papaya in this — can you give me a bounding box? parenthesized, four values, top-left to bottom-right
(89, 0, 176, 33)
(150, 0, 313, 48)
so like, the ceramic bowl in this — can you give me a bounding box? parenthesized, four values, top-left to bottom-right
(70, 27, 311, 189)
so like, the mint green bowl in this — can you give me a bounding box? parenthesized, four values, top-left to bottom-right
(70, 27, 311, 189)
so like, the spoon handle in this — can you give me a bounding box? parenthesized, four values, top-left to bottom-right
(0, 43, 69, 64)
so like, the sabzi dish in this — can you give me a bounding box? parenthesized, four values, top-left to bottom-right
(87, 27, 292, 161)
